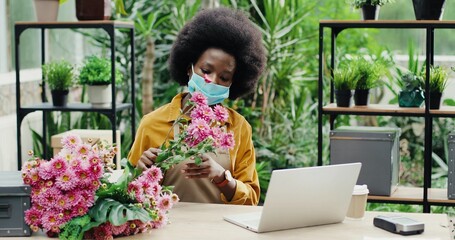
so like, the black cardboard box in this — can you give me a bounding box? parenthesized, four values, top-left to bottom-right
(0, 171, 31, 237)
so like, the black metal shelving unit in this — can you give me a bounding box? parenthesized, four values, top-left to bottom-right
(14, 21, 136, 169)
(318, 20, 455, 213)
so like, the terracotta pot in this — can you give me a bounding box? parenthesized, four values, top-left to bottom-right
(76, 0, 111, 21)
(34, 0, 59, 22)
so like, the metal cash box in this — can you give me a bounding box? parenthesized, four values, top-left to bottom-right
(0, 171, 31, 237)
(330, 126, 401, 196)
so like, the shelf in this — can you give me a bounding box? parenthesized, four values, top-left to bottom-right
(430, 106, 455, 117)
(367, 187, 455, 205)
(320, 20, 455, 29)
(20, 103, 133, 113)
(322, 103, 426, 116)
(368, 187, 423, 203)
(322, 104, 455, 117)
(15, 21, 134, 29)
(428, 188, 455, 204)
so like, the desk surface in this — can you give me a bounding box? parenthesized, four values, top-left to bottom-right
(13, 202, 449, 240)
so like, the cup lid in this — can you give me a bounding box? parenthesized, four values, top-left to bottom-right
(353, 184, 369, 195)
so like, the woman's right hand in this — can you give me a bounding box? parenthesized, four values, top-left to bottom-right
(137, 148, 161, 170)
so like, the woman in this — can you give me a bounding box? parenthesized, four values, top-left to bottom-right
(128, 7, 266, 205)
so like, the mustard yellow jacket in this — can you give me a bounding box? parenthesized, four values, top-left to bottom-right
(128, 93, 260, 205)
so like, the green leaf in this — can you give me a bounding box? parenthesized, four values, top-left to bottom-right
(444, 99, 455, 106)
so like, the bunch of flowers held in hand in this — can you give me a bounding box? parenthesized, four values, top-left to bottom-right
(154, 91, 235, 170)
(22, 135, 178, 240)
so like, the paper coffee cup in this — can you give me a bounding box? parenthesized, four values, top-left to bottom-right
(346, 185, 369, 219)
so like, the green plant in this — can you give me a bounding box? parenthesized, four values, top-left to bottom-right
(351, 0, 394, 8)
(112, 0, 127, 15)
(352, 57, 384, 90)
(79, 56, 123, 86)
(59, 0, 67, 4)
(42, 60, 74, 91)
(333, 67, 359, 90)
(399, 72, 424, 92)
(428, 66, 449, 93)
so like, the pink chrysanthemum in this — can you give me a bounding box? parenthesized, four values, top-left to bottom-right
(38, 187, 61, 209)
(190, 91, 208, 106)
(185, 118, 212, 147)
(55, 169, 77, 191)
(37, 161, 55, 180)
(213, 105, 229, 122)
(128, 181, 145, 203)
(152, 210, 168, 229)
(61, 134, 82, 150)
(142, 166, 163, 183)
(219, 131, 235, 150)
(111, 222, 128, 236)
(50, 155, 68, 176)
(190, 105, 215, 123)
(66, 190, 83, 207)
(41, 212, 62, 232)
(75, 143, 92, 156)
(157, 194, 173, 211)
(24, 207, 42, 227)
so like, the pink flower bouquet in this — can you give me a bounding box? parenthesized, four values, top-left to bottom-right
(22, 135, 178, 240)
(155, 92, 235, 170)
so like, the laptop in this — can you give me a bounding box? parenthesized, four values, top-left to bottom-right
(223, 162, 361, 233)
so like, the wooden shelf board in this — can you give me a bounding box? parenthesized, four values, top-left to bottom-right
(430, 106, 455, 115)
(323, 103, 426, 115)
(428, 188, 455, 204)
(15, 21, 133, 26)
(320, 20, 455, 26)
(368, 187, 423, 203)
(367, 187, 455, 204)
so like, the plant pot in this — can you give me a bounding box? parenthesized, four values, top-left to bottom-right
(429, 92, 442, 109)
(361, 5, 380, 20)
(34, 0, 59, 22)
(398, 90, 425, 107)
(335, 89, 352, 107)
(87, 84, 112, 107)
(51, 89, 69, 107)
(412, 0, 446, 20)
(75, 0, 111, 21)
(354, 89, 370, 106)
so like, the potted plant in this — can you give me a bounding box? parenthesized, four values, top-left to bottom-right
(412, 0, 446, 20)
(351, 0, 394, 20)
(333, 67, 359, 107)
(42, 60, 74, 107)
(34, 0, 66, 22)
(426, 66, 449, 109)
(76, 0, 126, 20)
(397, 72, 425, 108)
(79, 56, 123, 107)
(352, 58, 384, 106)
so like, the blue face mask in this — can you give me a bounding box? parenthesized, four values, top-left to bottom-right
(187, 65, 230, 105)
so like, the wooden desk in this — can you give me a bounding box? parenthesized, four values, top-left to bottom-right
(11, 202, 449, 240)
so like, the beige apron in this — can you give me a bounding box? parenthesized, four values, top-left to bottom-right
(161, 125, 231, 203)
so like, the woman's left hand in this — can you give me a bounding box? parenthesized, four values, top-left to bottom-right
(182, 153, 225, 181)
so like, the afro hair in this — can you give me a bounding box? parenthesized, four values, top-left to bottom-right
(168, 7, 266, 99)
